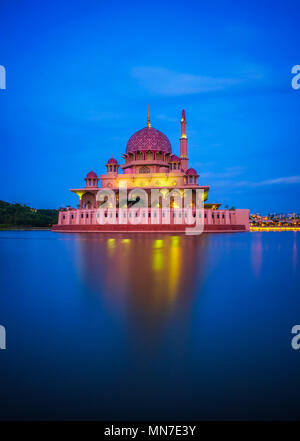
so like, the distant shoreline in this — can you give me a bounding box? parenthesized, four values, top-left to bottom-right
(0, 201, 58, 230)
(250, 227, 300, 231)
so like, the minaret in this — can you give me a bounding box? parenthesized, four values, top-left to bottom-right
(180, 109, 188, 171)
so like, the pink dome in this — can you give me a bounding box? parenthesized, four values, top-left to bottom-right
(170, 154, 180, 162)
(186, 168, 198, 175)
(107, 157, 118, 164)
(86, 170, 97, 178)
(126, 127, 172, 154)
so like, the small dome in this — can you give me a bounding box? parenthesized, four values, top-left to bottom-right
(107, 157, 118, 164)
(170, 154, 180, 162)
(86, 170, 97, 178)
(126, 127, 172, 154)
(186, 168, 198, 175)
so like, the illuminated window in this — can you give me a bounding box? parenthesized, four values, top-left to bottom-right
(146, 151, 153, 160)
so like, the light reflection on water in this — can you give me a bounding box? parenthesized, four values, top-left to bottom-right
(74, 234, 208, 340)
(0, 231, 300, 420)
(251, 232, 263, 278)
(293, 232, 297, 271)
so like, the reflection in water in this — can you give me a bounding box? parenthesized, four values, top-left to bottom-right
(293, 232, 297, 271)
(251, 232, 263, 278)
(75, 234, 208, 339)
(168, 236, 181, 300)
(1, 231, 300, 420)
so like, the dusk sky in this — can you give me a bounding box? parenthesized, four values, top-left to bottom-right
(0, 0, 299, 213)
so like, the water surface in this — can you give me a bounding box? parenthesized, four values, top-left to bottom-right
(0, 231, 299, 420)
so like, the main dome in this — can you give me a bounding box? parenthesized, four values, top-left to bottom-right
(126, 127, 172, 154)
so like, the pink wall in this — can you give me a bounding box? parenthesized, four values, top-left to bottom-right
(57, 208, 250, 231)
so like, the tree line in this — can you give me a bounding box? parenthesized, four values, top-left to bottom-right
(0, 200, 58, 227)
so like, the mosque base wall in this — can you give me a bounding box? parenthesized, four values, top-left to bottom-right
(52, 208, 249, 233)
(52, 224, 248, 233)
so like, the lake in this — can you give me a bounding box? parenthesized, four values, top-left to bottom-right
(0, 231, 299, 420)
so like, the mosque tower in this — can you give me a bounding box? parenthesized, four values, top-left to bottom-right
(180, 109, 188, 172)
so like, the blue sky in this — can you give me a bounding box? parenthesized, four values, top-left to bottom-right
(0, 0, 299, 213)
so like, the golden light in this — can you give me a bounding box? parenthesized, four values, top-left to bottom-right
(170, 236, 180, 246)
(74, 191, 86, 200)
(152, 245, 164, 271)
(168, 235, 181, 298)
(153, 239, 164, 249)
(121, 238, 131, 244)
(107, 238, 116, 249)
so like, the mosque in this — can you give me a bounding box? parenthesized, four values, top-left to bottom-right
(52, 108, 249, 233)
